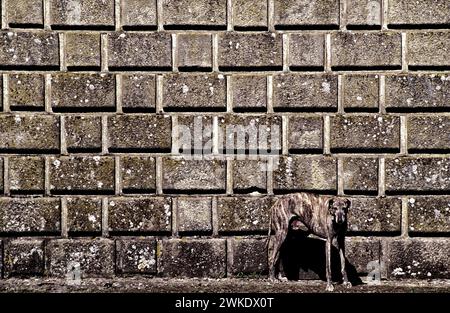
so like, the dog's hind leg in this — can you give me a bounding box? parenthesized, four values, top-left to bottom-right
(268, 228, 288, 281)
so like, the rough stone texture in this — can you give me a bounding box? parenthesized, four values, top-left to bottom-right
(51, 73, 115, 111)
(0, 31, 59, 68)
(288, 116, 323, 152)
(64, 115, 102, 152)
(408, 116, 450, 152)
(331, 32, 402, 69)
(274, 0, 340, 28)
(343, 74, 379, 112)
(121, 156, 156, 193)
(66, 197, 102, 234)
(163, 74, 226, 111)
(46, 239, 115, 278)
(218, 32, 282, 70)
(289, 34, 324, 69)
(273, 74, 338, 111)
(49, 156, 115, 194)
(121, 74, 156, 112)
(408, 196, 450, 234)
(8, 74, 44, 110)
(233, 0, 267, 29)
(386, 157, 450, 194)
(6, 0, 43, 27)
(116, 239, 157, 274)
(65, 32, 101, 69)
(0, 198, 61, 233)
(0, 115, 60, 152)
(177, 34, 212, 70)
(162, 158, 226, 192)
(343, 157, 378, 194)
(162, 0, 226, 29)
(273, 156, 337, 192)
(231, 75, 267, 112)
(331, 115, 400, 152)
(228, 238, 268, 276)
(233, 159, 267, 193)
(346, 0, 381, 28)
(217, 196, 275, 232)
(177, 197, 212, 233)
(160, 239, 226, 278)
(121, 0, 157, 29)
(385, 74, 450, 112)
(345, 237, 381, 275)
(108, 197, 171, 233)
(108, 115, 172, 152)
(107, 32, 172, 70)
(176, 115, 213, 154)
(348, 197, 402, 233)
(4, 240, 45, 277)
(388, 0, 450, 27)
(9, 156, 45, 194)
(407, 32, 450, 68)
(383, 238, 450, 279)
(50, 0, 114, 28)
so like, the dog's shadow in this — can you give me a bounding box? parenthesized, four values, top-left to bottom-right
(280, 227, 363, 285)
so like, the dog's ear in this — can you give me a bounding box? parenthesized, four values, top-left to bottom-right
(328, 199, 334, 214)
(345, 198, 351, 208)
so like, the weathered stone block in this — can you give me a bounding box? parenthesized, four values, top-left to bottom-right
(50, 0, 114, 28)
(345, 237, 381, 275)
(163, 74, 226, 111)
(121, 156, 156, 193)
(108, 197, 171, 233)
(51, 73, 115, 111)
(386, 157, 450, 194)
(385, 74, 450, 112)
(177, 197, 212, 233)
(108, 115, 172, 152)
(273, 156, 337, 192)
(273, 74, 338, 111)
(331, 32, 402, 69)
(46, 239, 114, 278)
(233, 0, 267, 29)
(4, 240, 44, 277)
(177, 34, 212, 70)
(65, 32, 101, 69)
(116, 239, 157, 274)
(218, 32, 282, 70)
(66, 197, 102, 234)
(408, 116, 450, 152)
(8, 74, 44, 110)
(121, 74, 156, 112)
(6, 0, 43, 27)
(331, 115, 400, 152)
(64, 115, 102, 152)
(274, 0, 339, 29)
(289, 34, 325, 69)
(408, 32, 450, 68)
(288, 116, 323, 152)
(162, 0, 226, 29)
(233, 159, 267, 193)
(121, 0, 157, 29)
(383, 238, 450, 279)
(408, 196, 450, 234)
(228, 238, 268, 276)
(346, 0, 381, 28)
(388, 0, 450, 27)
(348, 197, 402, 233)
(231, 75, 267, 112)
(217, 196, 275, 232)
(343, 74, 379, 112)
(343, 157, 378, 194)
(9, 156, 45, 194)
(49, 156, 115, 194)
(0, 31, 59, 68)
(160, 239, 226, 278)
(176, 115, 213, 154)
(0, 198, 61, 233)
(108, 32, 172, 70)
(0, 115, 60, 152)
(162, 157, 226, 192)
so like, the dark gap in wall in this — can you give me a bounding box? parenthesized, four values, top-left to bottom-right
(163, 24, 227, 31)
(8, 23, 44, 28)
(108, 148, 171, 153)
(332, 65, 402, 71)
(388, 24, 450, 30)
(51, 190, 116, 195)
(122, 188, 157, 194)
(122, 25, 158, 31)
(66, 66, 102, 71)
(178, 231, 214, 236)
(343, 190, 379, 196)
(386, 107, 450, 113)
(275, 24, 339, 31)
(51, 24, 115, 31)
(289, 66, 325, 72)
(10, 190, 45, 195)
(346, 25, 382, 30)
(0, 65, 60, 71)
(163, 107, 226, 112)
(233, 26, 269, 31)
(9, 106, 45, 112)
(178, 66, 213, 72)
(0, 231, 61, 237)
(66, 148, 103, 154)
(218, 230, 269, 236)
(0, 148, 60, 154)
(409, 232, 450, 237)
(109, 231, 172, 236)
(52, 107, 116, 113)
(273, 107, 337, 113)
(108, 66, 173, 72)
(347, 231, 401, 237)
(233, 187, 267, 194)
(330, 148, 400, 153)
(344, 107, 380, 113)
(162, 189, 226, 195)
(178, 149, 213, 155)
(67, 231, 102, 237)
(288, 148, 324, 154)
(385, 190, 450, 196)
(408, 148, 450, 154)
(273, 189, 337, 195)
(219, 66, 283, 72)
(408, 65, 450, 71)
(121, 107, 156, 113)
(218, 149, 282, 155)
(233, 107, 267, 113)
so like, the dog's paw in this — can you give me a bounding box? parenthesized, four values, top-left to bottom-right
(343, 281, 352, 288)
(325, 284, 334, 292)
(277, 275, 288, 282)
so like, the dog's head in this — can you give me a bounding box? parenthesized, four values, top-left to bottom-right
(328, 198, 351, 225)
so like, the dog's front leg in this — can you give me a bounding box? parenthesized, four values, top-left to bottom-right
(325, 239, 334, 291)
(338, 237, 351, 288)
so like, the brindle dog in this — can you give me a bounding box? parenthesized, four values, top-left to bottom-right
(267, 192, 351, 291)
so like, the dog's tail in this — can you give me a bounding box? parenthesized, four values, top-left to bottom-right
(265, 198, 277, 248)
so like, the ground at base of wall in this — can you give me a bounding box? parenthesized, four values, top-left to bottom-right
(0, 278, 449, 293)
